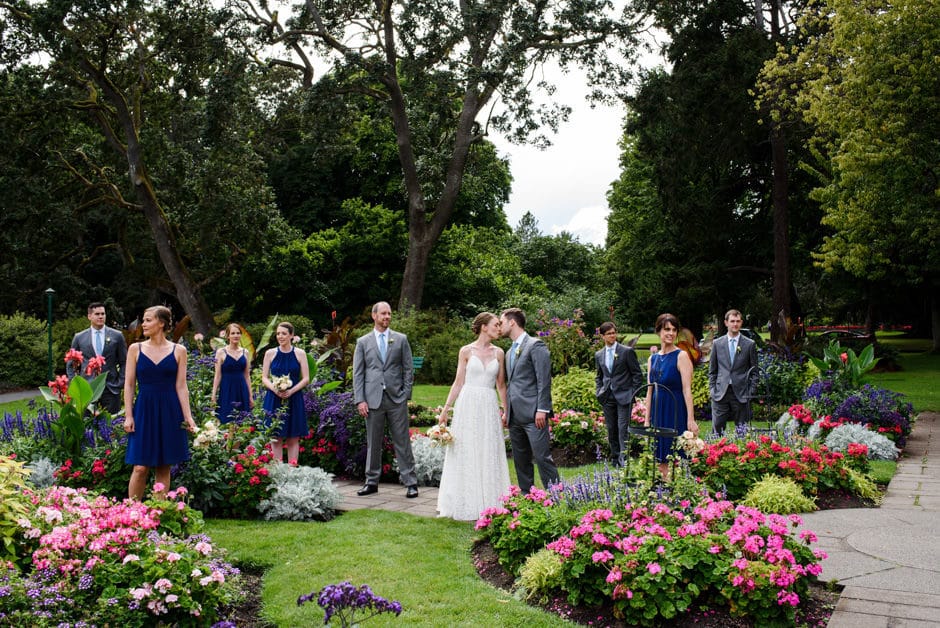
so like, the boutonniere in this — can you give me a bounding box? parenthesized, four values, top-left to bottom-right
(388, 337, 395, 345)
(735, 345, 741, 354)
(514, 346, 521, 358)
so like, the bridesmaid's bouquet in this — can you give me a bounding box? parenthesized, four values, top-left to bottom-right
(426, 424, 454, 446)
(271, 375, 292, 392)
(677, 430, 706, 456)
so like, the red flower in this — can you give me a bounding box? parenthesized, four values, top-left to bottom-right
(63, 348, 84, 371)
(234, 463, 245, 473)
(840, 352, 848, 364)
(248, 475, 261, 485)
(85, 355, 107, 376)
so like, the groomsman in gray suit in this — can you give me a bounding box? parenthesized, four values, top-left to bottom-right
(594, 322, 644, 466)
(500, 308, 559, 492)
(353, 301, 419, 498)
(67, 302, 127, 414)
(708, 309, 759, 435)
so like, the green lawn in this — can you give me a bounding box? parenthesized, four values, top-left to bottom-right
(205, 511, 572, 627)
(868, 352, 940, 411)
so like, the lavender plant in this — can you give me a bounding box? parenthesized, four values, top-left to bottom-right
(298, 581, 402, 626)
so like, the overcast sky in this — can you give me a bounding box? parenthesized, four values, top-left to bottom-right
(489, 73, 626, 247)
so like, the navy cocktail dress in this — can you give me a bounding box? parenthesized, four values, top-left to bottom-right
(125, 346, 190, 467)
(649, 349, 686, 462)
(262, 348, 309, 438)
(217, 350, 251, 423)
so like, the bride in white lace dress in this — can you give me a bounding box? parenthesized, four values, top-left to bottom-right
(437, 312, 511, 521)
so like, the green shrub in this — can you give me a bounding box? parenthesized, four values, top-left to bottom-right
(0, 312, 48, 389)
(552, 367, 601, 413)
(740, 474, 817, 514)
(421, 327, 474, 384)
(517, 547, 565, 603)
(533, 309, 594, 374)
(0, 455, 32, 566)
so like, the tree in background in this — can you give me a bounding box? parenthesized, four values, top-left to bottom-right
(759, 0, 940, 349)
(0, 0, 289, 332)
(230, 0, 645, 309)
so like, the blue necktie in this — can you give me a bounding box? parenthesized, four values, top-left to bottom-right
(729, 337, 737, 363)
(95, 330, 104, 356)
(508, 341, 518, 372)
(379, 333, 387, 362)
(606, 347, 614, 371)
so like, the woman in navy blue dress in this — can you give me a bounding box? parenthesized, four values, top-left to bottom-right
(123, 305, 197, 499)
(644, 313, 698, 479)
(262, 321, 310, 463)
(211, 323, 254, 423)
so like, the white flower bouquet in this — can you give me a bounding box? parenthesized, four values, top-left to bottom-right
(677, 430, 706, 456)
(426, 424, 454, 446)
(271, 375, 292, 392)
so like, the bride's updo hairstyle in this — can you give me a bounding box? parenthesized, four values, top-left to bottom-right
(471, 312, 497, 335)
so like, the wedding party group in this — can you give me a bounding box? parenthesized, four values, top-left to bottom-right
(67, 299, 757, 523)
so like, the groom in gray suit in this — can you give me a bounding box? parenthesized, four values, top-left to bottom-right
(353, 301, 419, 498)
(500, 308, 559, 492)
(708, 309, 759, 435)
(67, 302, 127, 414)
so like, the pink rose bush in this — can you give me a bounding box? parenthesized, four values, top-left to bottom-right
(477, 489, 825, 627)
(1, 485, 243, 626)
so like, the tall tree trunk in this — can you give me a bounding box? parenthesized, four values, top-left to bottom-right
(79, 59, 216, 334)
(768, 0, 791, 345)
(770, 123, 791, 344)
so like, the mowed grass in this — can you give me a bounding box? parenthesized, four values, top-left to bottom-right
(869, 352, 940, 412)
(204, 511, 572, 627)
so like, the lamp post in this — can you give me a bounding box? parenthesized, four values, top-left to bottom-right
(45, 288, 55, 382)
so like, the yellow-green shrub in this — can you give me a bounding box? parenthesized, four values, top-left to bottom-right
(741, 474, 817, 514)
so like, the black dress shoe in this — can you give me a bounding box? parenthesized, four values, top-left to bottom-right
(357, 484, 378, 496)
(406, 485, 419, 498)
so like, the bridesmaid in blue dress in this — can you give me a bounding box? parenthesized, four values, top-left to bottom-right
(262, 321, 310, 463)
(644, 313, 699, 479)
(211, 323, 254, 423)
(123, 305, 197, 499)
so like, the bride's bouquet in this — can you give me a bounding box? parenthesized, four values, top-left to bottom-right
(426, 424, 454, 447)
(271, 375, 292, 392)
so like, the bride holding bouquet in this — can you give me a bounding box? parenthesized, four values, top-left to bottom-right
(436, 312, 511, 521)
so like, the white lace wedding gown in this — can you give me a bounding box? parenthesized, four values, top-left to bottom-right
(437, 353, 510, 521)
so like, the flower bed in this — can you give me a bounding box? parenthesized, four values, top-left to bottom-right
(476, 481, 827, 627)
(1, 480, 244, 626)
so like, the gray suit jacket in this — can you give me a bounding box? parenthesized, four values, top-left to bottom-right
(708, 334, 759, 403)
(352, 330, 413, 409)
(506, 334, 552, 424)
(67, 326, 127, 394)
(594, 342, 644, 406)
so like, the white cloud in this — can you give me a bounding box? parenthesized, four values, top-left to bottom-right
(549, 205, 611, 246)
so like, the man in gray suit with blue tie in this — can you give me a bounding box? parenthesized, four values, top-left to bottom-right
(500, 307, 559, 492)
(595, 322, 644, 466)
(353, 301, 419, 498)
(708, 309, 759, 436)
(67, 302, 127, 415)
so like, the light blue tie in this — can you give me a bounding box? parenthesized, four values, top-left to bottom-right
(95, 330, 104, 356)
(606, 347, 614, 371)
(729, 337, 737, 363)
(508, 341, 518, 372)
(379, 333, 387, 363)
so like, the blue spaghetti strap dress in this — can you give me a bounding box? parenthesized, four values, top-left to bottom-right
(649, 349, 686, 462)
(125, 345, 190, 467)
(217, 350, 251, 423)
(262, 348, 309, 438)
